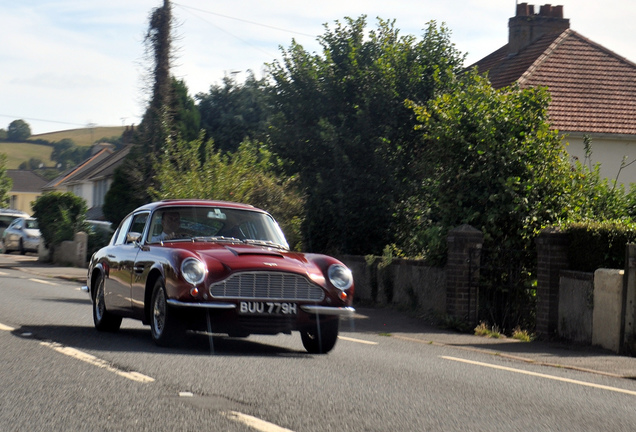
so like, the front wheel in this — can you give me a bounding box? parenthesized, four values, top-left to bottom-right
(301, 317, 339, 354)
(150, 278, 182, 346)
(92, 273, 122, 332)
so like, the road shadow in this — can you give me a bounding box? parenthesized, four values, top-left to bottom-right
(10, 323, 308, 358)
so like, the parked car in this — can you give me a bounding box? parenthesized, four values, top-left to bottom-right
(2, 217, 41, 254)
(0, 209, 30, 238)
(82, 200, 355, 354)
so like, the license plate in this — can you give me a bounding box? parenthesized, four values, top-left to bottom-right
(239, 301, 298, 315)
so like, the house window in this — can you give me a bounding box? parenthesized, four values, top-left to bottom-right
(71, 184, 82, 197)
(93, 179, 109, 207)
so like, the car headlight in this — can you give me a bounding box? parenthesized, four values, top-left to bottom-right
(181, 258, 207, 285)
(328, 264, 353, 290)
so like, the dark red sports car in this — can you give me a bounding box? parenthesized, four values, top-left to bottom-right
(83, 200, 355, 353)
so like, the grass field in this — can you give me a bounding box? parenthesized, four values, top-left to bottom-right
(0, 126, 125, 169)
(0, 142, 55, 169)
(33, 126, 126, 147)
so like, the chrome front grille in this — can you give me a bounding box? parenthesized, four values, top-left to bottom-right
(209, 272, 325, 301)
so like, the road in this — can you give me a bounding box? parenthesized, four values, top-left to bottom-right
(2, 263, 636, 431)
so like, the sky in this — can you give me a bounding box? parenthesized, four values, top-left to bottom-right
(2, 0, 635, 135)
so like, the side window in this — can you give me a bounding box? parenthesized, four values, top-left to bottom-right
(130, 213, 149, 237)
(114, 215, 133, 245)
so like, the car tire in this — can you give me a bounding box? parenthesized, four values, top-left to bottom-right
(301, 317, 339, 354)
(92, 272, 122, 332)
(150, 278, 182, 346)
(19, 239, 25, 255)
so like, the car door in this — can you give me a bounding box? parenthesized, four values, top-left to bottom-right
(3, 219, 21, 249)
(104, 212, 149, 314)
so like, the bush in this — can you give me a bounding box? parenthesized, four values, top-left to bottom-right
(32, 192, 88, 252)
(561, 220, 636, 272)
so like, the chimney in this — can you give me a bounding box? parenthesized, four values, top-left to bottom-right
(508, 3, 569, 54)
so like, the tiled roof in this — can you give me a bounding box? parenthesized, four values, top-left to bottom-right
(7, 170, 48, 193)
(64, 144, 131, 184)
(471, 29, 636, 135)
(43, 148, 114, 190)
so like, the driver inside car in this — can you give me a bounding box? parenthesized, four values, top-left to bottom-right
(151, 211, 183, 242)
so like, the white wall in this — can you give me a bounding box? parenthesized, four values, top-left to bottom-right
(564, 133, 636, 185)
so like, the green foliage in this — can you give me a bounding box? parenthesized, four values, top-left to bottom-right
(50, 138, 91, 170)
(0, 154, 12, 207)
(32, 192, 88, 250)
(268, 16, 465, 255)
(197, 72, 270, 153)
(404, 72, 572, 261)
(172, 77, 201, 142)
(7, 119, 31, 142)
(103, 149, 148, 226)
(150, 136, 306, 250)
(560, 220, 636, 271)
(18, 157, 44, 170)
(0, 129, 7, 141)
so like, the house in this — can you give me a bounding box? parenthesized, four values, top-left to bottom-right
(471, 3, 636, 184)
(6, 170, 48, 214)
(43, 144, 131, 220)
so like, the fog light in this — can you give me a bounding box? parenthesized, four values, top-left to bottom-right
(190, 287, 199, 297)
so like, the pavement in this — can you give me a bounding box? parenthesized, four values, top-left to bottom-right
(2, 254, 636, 379)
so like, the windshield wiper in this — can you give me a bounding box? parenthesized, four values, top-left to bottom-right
(192, 236, 242, 243)
(242, 239, 287, 250)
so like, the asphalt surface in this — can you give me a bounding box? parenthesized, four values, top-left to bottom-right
(2, 254, 636, 380)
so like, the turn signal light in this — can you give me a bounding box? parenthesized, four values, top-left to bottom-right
(339, 291, 348, 301)
(190, 287, 199, 297)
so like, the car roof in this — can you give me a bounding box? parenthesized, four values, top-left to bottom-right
(134, 199, 260, 213)
(0, 209, 29, 216)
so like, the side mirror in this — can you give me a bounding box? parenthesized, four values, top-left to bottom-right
(126, 232, 142, 244)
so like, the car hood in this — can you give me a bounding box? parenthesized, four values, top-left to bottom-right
(193, 243, 325, 284)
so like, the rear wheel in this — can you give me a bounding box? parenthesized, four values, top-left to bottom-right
(150, 278, 182, 346)
(93, 272, 122, 332)
(301, 317, 339, 354)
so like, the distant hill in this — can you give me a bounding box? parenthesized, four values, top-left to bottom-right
(0, 126, 126, 169)
(0, 142, 55, 169)
(33, 126, 126, 147)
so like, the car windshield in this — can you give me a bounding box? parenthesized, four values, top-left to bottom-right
(146, 206, 289, 250)
(25, 219, 38, 229)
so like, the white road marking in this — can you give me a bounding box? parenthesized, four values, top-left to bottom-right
(223, 411, 295, 432)
(0, 271, 9, 276)
(29, 278, 59, 286)
(40, 341, 155, 383)
(338, 335, 378, 345)
(0, 322, 15, 331)
(443, 356, 636, 396)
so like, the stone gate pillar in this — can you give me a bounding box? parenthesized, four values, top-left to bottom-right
(535, 228, 569, 338)
(446, 225, 483, 327)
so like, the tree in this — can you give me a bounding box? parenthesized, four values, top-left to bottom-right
(404, 72, 573, 261)
(197, 71, 270, 153)
(268, 17, 465, 255)
(50, 138, 91, 169)
(32, 192, 87, 256)
(104, 0, 176, 224)
(18, 157, 44, 170)
(172, 77, 201, 142)
(0, 154, 12, 207)
(151, 136, 306, 250)
(7, 119, 31, 141)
